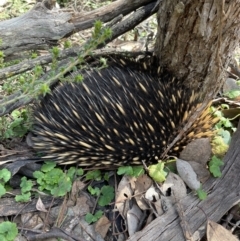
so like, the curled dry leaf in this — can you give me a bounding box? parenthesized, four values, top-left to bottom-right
(176, 159, 201, 191)
(127, 203, 143, 236)
(36, 197, 48, 212)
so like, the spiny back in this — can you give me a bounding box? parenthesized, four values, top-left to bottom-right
(32, 59, 216, 167)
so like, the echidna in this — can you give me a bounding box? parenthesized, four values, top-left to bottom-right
(32, 58, 217, 167)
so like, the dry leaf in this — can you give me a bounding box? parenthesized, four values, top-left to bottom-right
(135, 175, 153, 210)
(176, 159, 201, 190)
(127, 203, 143, 236)
(95, 215, 111, 239)
(161, 172, 187, 200)
(180, 138, 211, 165)
(145, 185, 160, 202)
(207, 220, 239, 241)
(115, 175, 134, 217)
(36, 197, 48, 212)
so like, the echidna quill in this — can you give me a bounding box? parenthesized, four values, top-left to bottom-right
(32, 58, 218, 167)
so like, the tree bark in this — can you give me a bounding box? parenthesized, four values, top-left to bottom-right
(155, 0, 240, 99)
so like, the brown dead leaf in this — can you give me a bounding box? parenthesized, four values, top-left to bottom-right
(207, 220, 239, 241)
(95, 215, 111, 239)
(70, 180, 86, 203)
(135, 174, 153, 210)
(180, 138, 211, 165)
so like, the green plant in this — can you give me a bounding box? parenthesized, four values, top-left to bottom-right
(223, 89, 240, 99)
(88, 185, 114, 207)
(0, 221, 18, 241)
(86, 170, 102, 181)
(148, 162, 168, 183)
(212, 105, 236, 145)
(209, 155, 224, 178)
(0, 21, 112, 113)
(33, 162, 83, 197)
(196, 186, 207, 200)
(0, 169, 11, 198)
(85, 185, 114, 224)
(98, 185, 114, 207)
(15, 177, 33, 202)
(85, 210, 103, 224)
(0, 109, 31, 140)
(117, 166, 144, 177)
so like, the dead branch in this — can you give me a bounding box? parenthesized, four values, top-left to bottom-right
(0, 0, 156, 57)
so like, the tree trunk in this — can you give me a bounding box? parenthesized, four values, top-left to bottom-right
(155, 0, 240, 99)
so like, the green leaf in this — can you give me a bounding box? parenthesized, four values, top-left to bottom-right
(39, 83, 51, 96)
(85, 210, 103, 224)
(196, 187, 207, 200)
(86, 170, 101, 181)
(74, 75, 84, 82)
(0, 184, 6, 197)
(41, 161, 56, 172)
(33, 170, 43, 179)
(67, 167, 76, 180)
(103, 172, 109, 181)
(9, 118, 23, 128)
(148, 162, 167, 183)
(224, 90, 240, 99)
(20, 176, 33, 193)
(0, 221, 18, 241)
(117, 166, 133, 176)
(15, 192, 31, 202)
(117, 166, 144, 177)
(11, 110, 21, 118)
(132, 166, 144, 177)
(76, 168, 84, 176)
(222, 118, 232, 128)
(0, 169, 11, 183)
(98, 185, 114, 207)
(209, 156, 224, 177)
(85, 213, 94, 224)
(51, 175, 72, 197)
(88, 186, 100, 196)
(211, 136, 229, 157)
(220, 129, 231, 144)
(44, 168, 63, 185)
